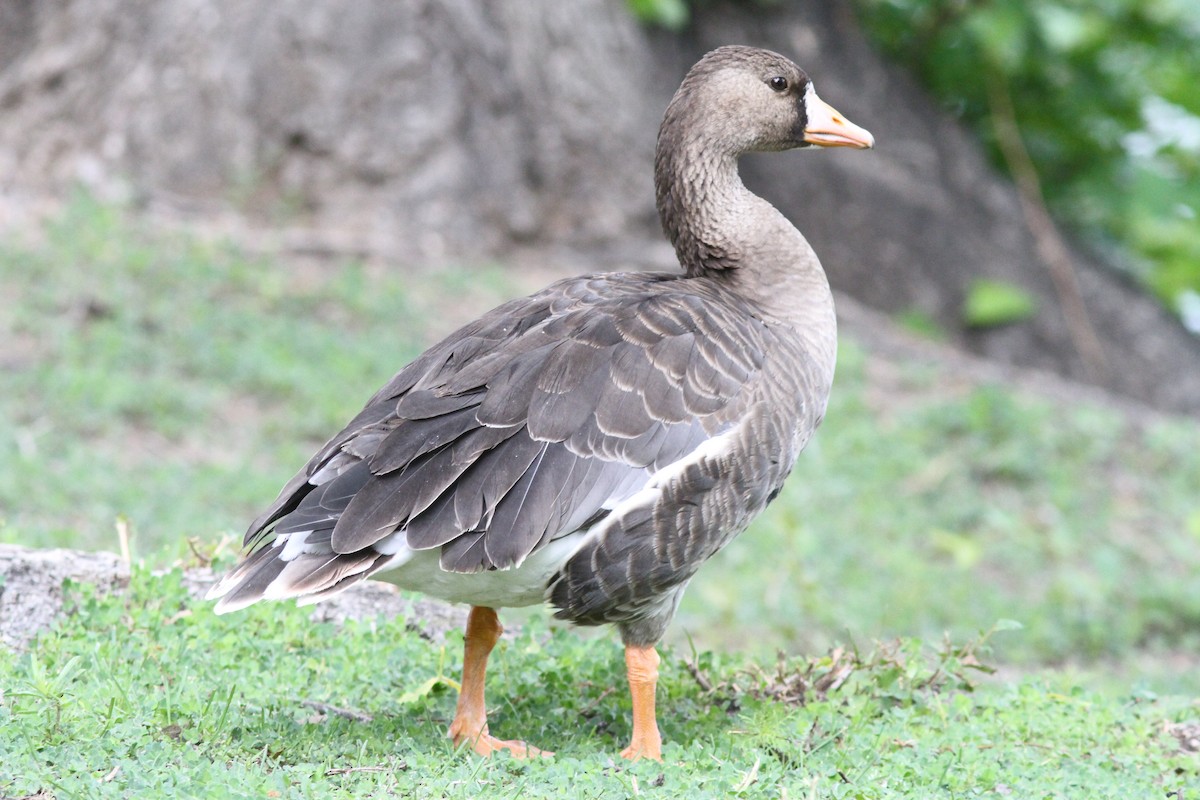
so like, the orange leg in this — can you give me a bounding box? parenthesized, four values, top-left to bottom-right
(620, 643, 663, 761)
(447, 606, 551, 758)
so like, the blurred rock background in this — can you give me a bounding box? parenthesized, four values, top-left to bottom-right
(3, 0, 1199, 413)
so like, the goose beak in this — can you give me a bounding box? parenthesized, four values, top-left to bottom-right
(802, 91, 874, 149)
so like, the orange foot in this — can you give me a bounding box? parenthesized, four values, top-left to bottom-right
(620, 729, 663, 762)
(456, 731, 553, 759)
(450, 718, 553, 759)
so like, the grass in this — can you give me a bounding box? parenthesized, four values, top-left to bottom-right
(2, 196, 1200, 795)
(0, 193, 510, 552)
(1, 570, 1197, 798)
(688, 356, 1200, 674)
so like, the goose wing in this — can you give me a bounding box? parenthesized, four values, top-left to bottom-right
(212, 272, 768, 608)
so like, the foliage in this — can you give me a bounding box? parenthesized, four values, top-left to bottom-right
(852, 0, 1200, 325)
(962, 278, 1039, 327)
(626, 0, 691, 30)
(0, 568, 1197, 798)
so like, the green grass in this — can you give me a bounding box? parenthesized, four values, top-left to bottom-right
(685, 354, 1200, 675)
(2, 197, 1200, 794)
(0, 193, 512, 552)
(1, 570, 1196, 798)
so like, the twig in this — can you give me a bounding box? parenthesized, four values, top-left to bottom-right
(579, 686, 617, 716)
(325, 764, 402, 776)
(115, 517, 132, 565)
(733, 755, 761, 792)
(185, 537, 212, 567)
(985, 64, 1110, 381)
(300, 700, 374, 723)
(802, 719, 820, 754)
(684, 658, 713, 693)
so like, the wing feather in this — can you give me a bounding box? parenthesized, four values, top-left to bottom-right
(370, 404, 480, 473)
(483, 443, 582, 568)
(404, 434, 544, 550)
(221, 272, 772, 607)
(274, 460, 372, 535)
(475, 345, 554, 427)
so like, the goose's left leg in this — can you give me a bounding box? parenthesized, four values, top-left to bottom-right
(447, 605, 551, 758)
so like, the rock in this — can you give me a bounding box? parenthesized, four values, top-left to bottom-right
(0, 0, 657, 261)
(308, 585, 469, 643)
(0, 544, 129, 649)
(0, 545, 466, 649)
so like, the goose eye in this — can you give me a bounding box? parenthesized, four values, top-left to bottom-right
(769, 76, 789, 92)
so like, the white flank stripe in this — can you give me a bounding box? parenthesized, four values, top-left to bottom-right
(533, 421, 743, 599)
(581, 424, 734, 529)
(641, 422, 738, 489)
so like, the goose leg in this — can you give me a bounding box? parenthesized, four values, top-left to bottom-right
(448, 606, 551, 758)
(620, 643, 663, 761)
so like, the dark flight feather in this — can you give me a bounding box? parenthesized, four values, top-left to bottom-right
(370, 404, 480, 474)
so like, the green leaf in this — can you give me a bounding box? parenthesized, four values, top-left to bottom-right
(896, 309, 946, 340)
(1033, 5, 1097, 53)
(397, 675, 459, 705)
(962, 279, 1038, 327)
(625, 0, 689, 30)
(964, 4, 1029, 71)
(856, 0, 1200, 322)
(930, 528, 984, 569)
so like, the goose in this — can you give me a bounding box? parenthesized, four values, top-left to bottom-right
(208, 45, 873, 761)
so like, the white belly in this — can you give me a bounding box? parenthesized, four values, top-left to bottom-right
(373, 532, 586, 608)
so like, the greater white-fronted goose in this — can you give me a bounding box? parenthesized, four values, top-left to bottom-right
(209, 45, 873, 761)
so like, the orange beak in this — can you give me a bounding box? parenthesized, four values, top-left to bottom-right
(803, 91, 874, 149)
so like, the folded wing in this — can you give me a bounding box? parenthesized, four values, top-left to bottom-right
(210, 273, 768, 610)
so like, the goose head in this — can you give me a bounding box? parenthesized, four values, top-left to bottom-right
(660, 45, 874, 156)
(655, 46, 874, 279)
